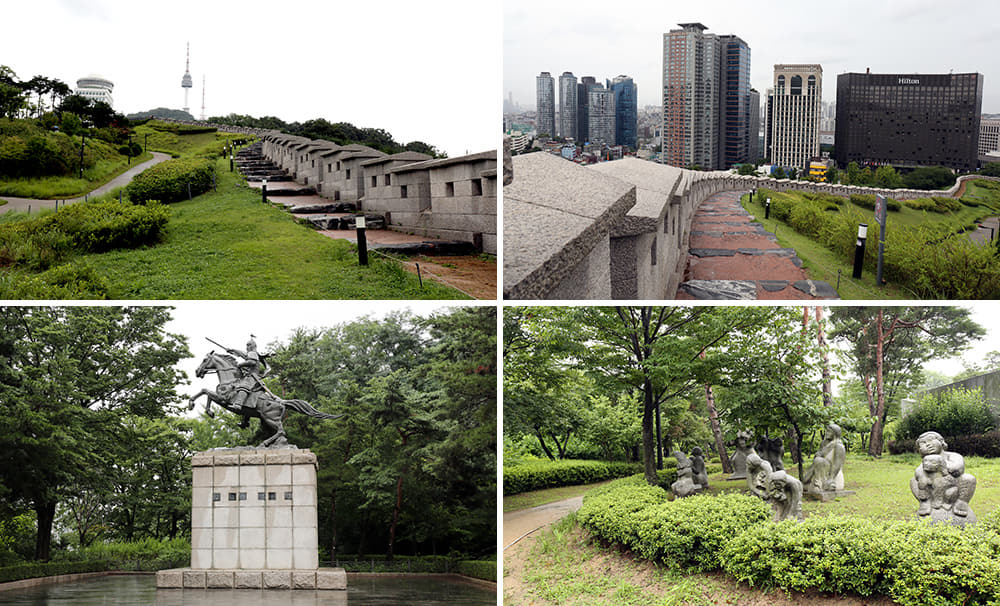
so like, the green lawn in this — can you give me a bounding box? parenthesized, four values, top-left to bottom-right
(0, 152, 153, 199)
(133, 122, 245, 158)
(507, 454, 1000, 606)
(3, 157, 467, 299)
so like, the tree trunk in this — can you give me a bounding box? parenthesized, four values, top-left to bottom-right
(642, 377, 657, 485)
(794, 425, 805, 480)
(330, 488, 338, 562)
(34, 499, 56, 562)
(655, 403, 663, 470)
(868, 309, 887, 456)
(700, 350, 731, 473)
(387, 432, 409, 560)
(815, 307, 833, 406)
(533, 427, 556, 460)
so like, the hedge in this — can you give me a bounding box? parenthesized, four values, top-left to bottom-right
(577, 478, 769, 571)
(889, 430, 1000, 457)
(503, 459, 640, 495)
(752, 188, 1000, 298)
(126, 157, 215, 203)
(455, 560, 497, 582)
(328, 554, 495, 580)
(0, 560, 109, 583)
(578, 479, 1000, 606)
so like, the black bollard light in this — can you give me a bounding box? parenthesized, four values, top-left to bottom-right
(356, 215, 368, 265)
(852, 223, 868, 279)
(765, 197, 771, 220)
(230, 153, 234, 173)
(262, 179, 267, 204)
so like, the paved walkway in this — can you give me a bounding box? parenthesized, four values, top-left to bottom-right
(503, 496, 583, 550)
(0, 152, 172, 213)
(675, 190, 839, 300)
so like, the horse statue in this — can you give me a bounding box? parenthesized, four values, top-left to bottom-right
(188, 350, 342, 449)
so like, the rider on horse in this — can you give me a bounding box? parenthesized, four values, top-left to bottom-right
(226, 335, 272, 429)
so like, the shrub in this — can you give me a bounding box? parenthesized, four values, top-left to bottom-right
(59, 537, 190, 571)
(456, 560, 497, 582)
(889, 430, 1000, 457)
(503, 459, 640, 495)
(0, 560, 109, 583)
(896, 388, 997, 441)
(126, 157, 215, 203)
(902, 166, 956, 190)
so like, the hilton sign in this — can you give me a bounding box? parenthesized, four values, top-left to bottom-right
(898, 77, 920, 85)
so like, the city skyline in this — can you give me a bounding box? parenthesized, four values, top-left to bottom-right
(504, 0, 1000, 114)
(3, 0, 499, 158)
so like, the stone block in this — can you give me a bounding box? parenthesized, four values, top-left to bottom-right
(213, 527, 238, 549)
(213, 506, 238, 528)
(240, 466, 265, 485)
(191, 507, 212, 528)
(182, 570, 206, 588)
(266, 504, 292, 528)
(266, 465, 292, 485)
(191, 528, 212, 550)
(239, 451, 265, 465)
(213, 548, 239, 569)
(240, 527, 266, 549)
(192, 467, 212, 486)
(293, 507, 317, 531)
(206, 571, 234, 588)
(156, 569, 184, 588)
(293, 548, 318, 570)
(265, 450, 293, 465)
(192, 486, 213, 507)
(241, 506, 265, 527)
(291, 450, 317, 465)
(214, 465, 239, 485)
(191, 452, 214, 467)
(234, 570, 262, 589)
(214, 453, 240, 467)
(241, 548, 266, 569)
(263, 570, 292, 588)
(267, 549, 293, 569)
(295, 484, 317, 506)
(267, 527, 293, 549)
(292, 464, 315, 485)
(191, 548, 211, 569)
(292, 571, 317, 589)
(316, 568, 348, 590)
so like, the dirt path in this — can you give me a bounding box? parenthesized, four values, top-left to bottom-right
(0, 152, 172, 212)
(676, 190, 839, 300)
(503, 496, 583, 550)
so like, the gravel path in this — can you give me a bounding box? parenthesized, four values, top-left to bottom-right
(0, 152, 171, 213)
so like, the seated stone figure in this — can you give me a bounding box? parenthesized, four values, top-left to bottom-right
(671, 451, 699, 498)
(910, 431, 977, 526)
(766, 470, 803, 522)
(756, 436, 784, 471)
(801, 423, 847, 493)
(728, 431, 755, 480)
(690, 447, 709, 488)
(745, 452, 773, 501)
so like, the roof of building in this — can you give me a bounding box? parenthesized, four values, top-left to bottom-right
(360, 151, 434, 167)
(389, 150, 497, 174)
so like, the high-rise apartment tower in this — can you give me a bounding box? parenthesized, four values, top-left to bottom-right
(608, 75, 638, 149)
(559, 72, 578, 140)
(536, 72, 555, 138)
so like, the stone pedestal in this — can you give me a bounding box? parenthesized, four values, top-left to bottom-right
(156, 448, 345, 590)
(804, 470, 855, 502)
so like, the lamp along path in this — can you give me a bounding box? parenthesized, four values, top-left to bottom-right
(675, 190, 840, 300)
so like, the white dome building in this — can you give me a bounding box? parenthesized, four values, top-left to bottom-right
(75, 74, 114, 107)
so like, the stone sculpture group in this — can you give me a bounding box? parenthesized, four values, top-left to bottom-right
(668, 423, 978, 528)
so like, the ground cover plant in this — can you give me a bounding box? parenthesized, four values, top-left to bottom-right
(0, 157, 466, 299)
(743, 188, 1000, 298)
(510, 456, 1000, 606)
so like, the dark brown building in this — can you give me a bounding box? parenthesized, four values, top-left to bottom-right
(835, 72, 984, 171)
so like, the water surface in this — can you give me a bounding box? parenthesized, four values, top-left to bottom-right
(0, 574, 495, 605)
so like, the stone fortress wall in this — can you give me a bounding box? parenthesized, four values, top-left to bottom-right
(154, 118, 498, 254)
(503, 138, 1000, 299)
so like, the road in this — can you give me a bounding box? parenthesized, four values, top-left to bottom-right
(0, 152, 171, 213)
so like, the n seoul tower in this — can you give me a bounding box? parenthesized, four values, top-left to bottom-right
(181, 42, 193, 114)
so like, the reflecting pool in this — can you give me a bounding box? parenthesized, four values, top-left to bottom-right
(0, 574, 495, 605)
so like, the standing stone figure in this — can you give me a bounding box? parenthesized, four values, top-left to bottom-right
(756, 436, 785, 471)
(690, 447, 709, 488)
(745, 453, 773, 501)
(671, 451, 699, 498)
(766, 470, 803, 522)
(910, 431, 977, 526)
(802, 423, 847, 493)
(728, 431, 755, 480)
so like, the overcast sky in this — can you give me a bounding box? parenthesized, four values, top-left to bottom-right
(164, 301, 479, 407)
(504, 0, 1000, 113)
(2, 0, 499, 158)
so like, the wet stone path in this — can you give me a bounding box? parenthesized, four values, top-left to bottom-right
(675, 190, 839, 300)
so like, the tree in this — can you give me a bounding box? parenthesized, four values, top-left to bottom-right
(903, 166, 955, 190)
(737, 163, 757, 176)
(773, 166, 787, 179)
(0, 307, 189, 560)
(874, 165, 903, 188)
(825, 166, 839, 184)
(980, 163, 1000, 178)
(846, 161, 861, 185)
(716, 307, 832, 478)
(830, 307, 984, 456)
(404, 141, 446, 159)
